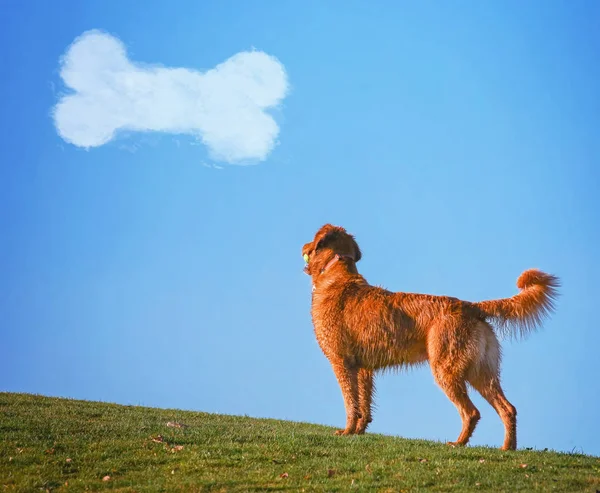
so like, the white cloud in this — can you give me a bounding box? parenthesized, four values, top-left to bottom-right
(52, 30, 289, 163)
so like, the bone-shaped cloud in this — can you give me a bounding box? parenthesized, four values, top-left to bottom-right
(52, 30, 289, 163)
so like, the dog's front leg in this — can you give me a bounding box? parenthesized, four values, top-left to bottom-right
(330, 358, 360, 435)
(356, 368, 374, 434)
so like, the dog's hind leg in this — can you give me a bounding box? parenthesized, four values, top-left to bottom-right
(467, 323, 517, 450)
(330, 358, 360, 435)
(432, 367, 481, 446)
(356, 368, 374, 434)
(429, 318, 482, 446)
(470, 374, 517, 451)
(468, 354, 517, 448)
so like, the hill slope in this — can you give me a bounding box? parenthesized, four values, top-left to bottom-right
(1, 392, 598, 492)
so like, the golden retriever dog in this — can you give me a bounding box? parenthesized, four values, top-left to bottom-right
(302, 224, 559, 450)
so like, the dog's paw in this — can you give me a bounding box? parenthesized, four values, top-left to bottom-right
(446, 441, 466, 448)
(354, 423, 367, 435)
(334, 429, 353, 436)
(355, 417, 371, 434)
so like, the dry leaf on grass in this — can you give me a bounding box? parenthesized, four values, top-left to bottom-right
(328, 469, 336, 478)
(166, 421, 189, 429)
(280, 472, 289, 479)
(102, 475, 110, 481)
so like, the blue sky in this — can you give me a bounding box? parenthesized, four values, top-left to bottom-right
(1, 0, 599, 456)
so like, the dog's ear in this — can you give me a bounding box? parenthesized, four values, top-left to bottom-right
(312, 224, 362, 262)
(352, 238, 362, 262)
(313, 224, 345, 251)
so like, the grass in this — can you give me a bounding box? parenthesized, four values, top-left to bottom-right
(1, 393, 598, 492)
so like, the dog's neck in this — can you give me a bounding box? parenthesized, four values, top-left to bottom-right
(312, 254, 356, 291)
(321, 254, 354, 274)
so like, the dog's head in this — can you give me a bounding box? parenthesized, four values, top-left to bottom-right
(302, 224, 362, 276)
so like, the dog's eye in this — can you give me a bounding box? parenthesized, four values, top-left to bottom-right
(303, 254, 310, 263)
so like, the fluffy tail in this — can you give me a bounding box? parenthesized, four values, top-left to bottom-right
(475, 269, 560, 338)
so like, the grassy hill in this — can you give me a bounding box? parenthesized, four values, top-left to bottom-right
(1, 393, 598, 492)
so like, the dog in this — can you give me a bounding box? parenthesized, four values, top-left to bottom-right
(302, 224, 559, 450)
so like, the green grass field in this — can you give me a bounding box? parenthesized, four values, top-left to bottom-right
(1, 392, 598, 492)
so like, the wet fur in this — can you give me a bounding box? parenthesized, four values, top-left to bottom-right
(302, 224, 559, 450)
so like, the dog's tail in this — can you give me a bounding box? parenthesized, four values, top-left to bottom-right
(475, 269, 560, 338)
